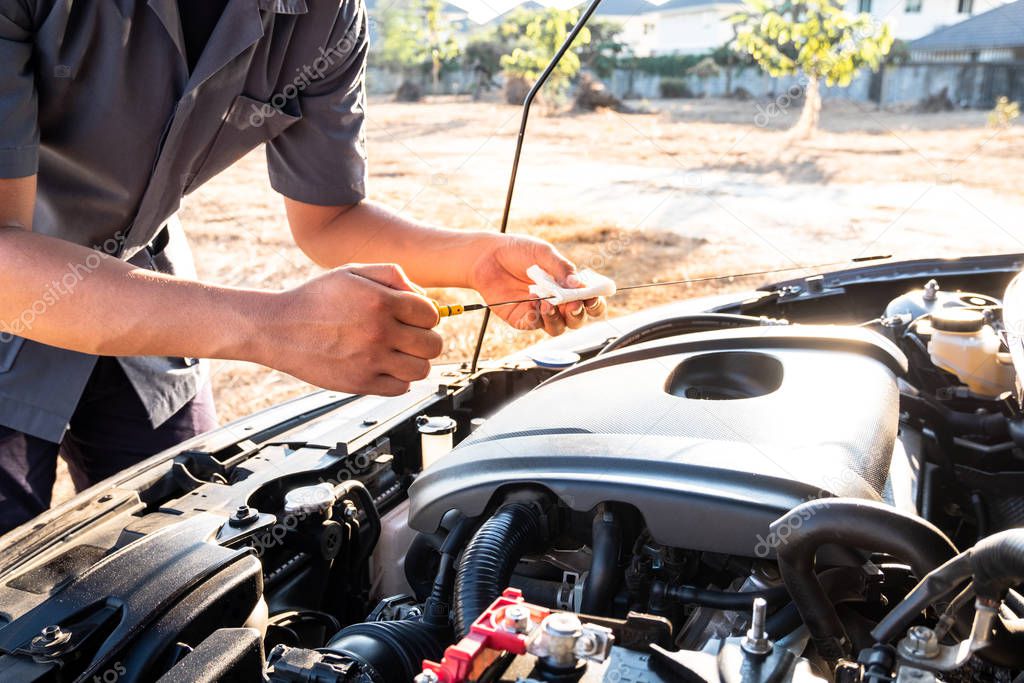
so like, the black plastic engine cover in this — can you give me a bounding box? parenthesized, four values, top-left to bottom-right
(409, 326, 908, 557)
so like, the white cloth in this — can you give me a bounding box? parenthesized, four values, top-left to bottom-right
(527, 265, 617, 305)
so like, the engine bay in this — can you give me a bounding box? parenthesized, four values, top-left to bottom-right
(2, 254, 1024, 682)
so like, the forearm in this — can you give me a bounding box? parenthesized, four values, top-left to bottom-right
(287, 200, 496, 288)
(0, 228, 273, 361)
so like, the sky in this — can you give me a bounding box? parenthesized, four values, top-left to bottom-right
(446, 0, 669, 24)
(447, 0, 582, 23)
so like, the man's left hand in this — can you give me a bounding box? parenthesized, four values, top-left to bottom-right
(467, 234, 607, 336)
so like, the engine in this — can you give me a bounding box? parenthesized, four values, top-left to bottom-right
(4, 261, 1024, 683)
(409, 325, 908, 557)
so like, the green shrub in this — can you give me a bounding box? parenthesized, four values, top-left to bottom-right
(622, 54, 704, 76)
(659, 77, 694, 98)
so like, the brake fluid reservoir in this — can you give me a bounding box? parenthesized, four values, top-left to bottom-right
(417, 415, 457, 468)
(927, 309, 1014, 398)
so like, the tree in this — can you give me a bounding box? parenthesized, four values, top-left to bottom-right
(376, 0, 461, 97)
(730, 0, 893, 137)
(574, 18, 629, 79)
(463, 33, 504, 99)
(710, 37, 755, 97)
(499, 8, 592, 104)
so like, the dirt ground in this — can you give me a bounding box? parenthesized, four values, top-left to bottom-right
(185, 95, 1024, 417)
(50, 95, 1024, 503)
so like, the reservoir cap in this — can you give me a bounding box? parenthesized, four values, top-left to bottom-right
(527, 349, 581, 369)
(932, 308, 985, 333)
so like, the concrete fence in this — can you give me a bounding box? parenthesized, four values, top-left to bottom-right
(878, 62, 1024, 108)
(365, 62, 1024, 109)
(607, 61, 1024, 108)
(607, 67, 873, 102)
(365, 66, 491, 96)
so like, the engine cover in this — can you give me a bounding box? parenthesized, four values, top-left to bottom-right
(409, 326, 908, 557)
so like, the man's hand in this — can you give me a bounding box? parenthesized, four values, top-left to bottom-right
(284, 200, 608, 337)
(264, 264, 443, 396)
(467, 234, 608, 336)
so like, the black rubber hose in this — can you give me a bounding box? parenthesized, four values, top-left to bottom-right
(454, 503, 545, 638)
(871, 552, 973, 643)
(652, 582, 791, 611)
(901, 392, 1009, 440)
(771, 498, 957, 659)
(766, 566, 871, 639)
(597, 314, 773, 356)
(969, 528, 1024, 600)
(509, 575, 563, 606)
(405, 532, 443, 601)
(423, 517, 476, 627)
(581, 505, 621, 615)
(333, 480, 382, 575)
(873, 530, 1024, 645)
(325, 619, 448, 682)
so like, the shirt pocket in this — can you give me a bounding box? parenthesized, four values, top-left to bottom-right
(184, 95, 302, 194)
(0, 336, 26, 374)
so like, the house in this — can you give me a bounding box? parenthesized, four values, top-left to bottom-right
(372, 0, 1014, 57)
(907, 0, 1024, 60)
(633, 0, 742, 55)
(603, 0, 1014, 56)
(841, 0, 1013, 41)
(593, 0, 661, 56)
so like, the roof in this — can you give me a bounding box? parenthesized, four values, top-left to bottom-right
(364, 0, 466, 14)
(648, 0, 739, 11)
(910, 0, 1024, 52)
(482, 1, 547, 25)
(596, 0, 657, 16)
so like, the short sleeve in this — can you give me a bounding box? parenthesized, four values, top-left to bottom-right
(266, 2, 368, 206)
(0, 2, 38, 178)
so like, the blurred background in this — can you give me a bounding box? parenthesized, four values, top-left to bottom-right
(185, 0, 1024, 422)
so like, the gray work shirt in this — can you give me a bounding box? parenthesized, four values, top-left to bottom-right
(0, 0, 369, 442)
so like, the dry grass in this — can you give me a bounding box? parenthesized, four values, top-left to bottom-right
(185, 95, 1024, 422)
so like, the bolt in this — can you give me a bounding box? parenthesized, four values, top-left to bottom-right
(574, 632, 598, 656)
(531, 613, 585, 669)
(342, 501, 358, 521)
(30, 624, 70, 653)
(504, 605, 532, 633)
(900, 625, 940, 659)
(413, 671, 439, 683)
(545, 612, 583, 638)
(923, 279, 940, 302)
(741, 597, 772, 656)
(573, 624, 615, 662)
(228, 504, 259, 528)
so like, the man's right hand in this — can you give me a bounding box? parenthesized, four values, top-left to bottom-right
(0, 177, 442, 397)
(265, 264, 443, 396)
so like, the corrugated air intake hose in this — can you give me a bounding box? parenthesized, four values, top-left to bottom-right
(453, 502, 545, 638)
